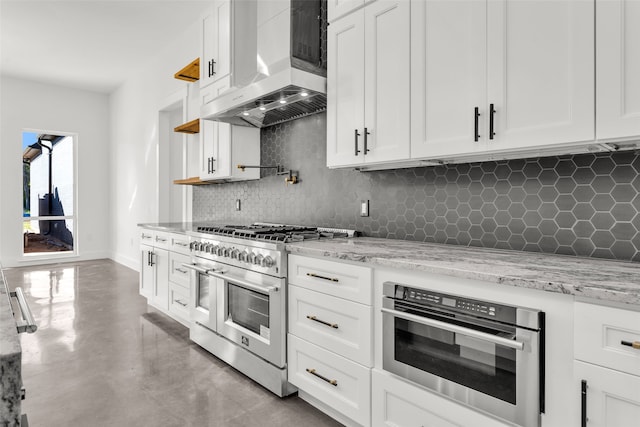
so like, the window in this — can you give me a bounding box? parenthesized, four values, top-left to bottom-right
(22, 131, 76, 256)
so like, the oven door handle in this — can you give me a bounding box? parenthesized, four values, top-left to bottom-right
(381, 307, 525, 351)
(206, 270, 279, 294)
(181, 263, 220, 276)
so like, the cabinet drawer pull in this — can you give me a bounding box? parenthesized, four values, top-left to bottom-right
(306, 368, 338, 386)
(141, 234, 152, 240)
(354, 129, 361, 155)
(156, 237, 167, 242)
(174, 299, 188, 307)
(175, 268, 188, 274)
(306, 273, 339, 283)
(621, 340, 640, 349)
(306, 315, 338, 329)
(175, 242, 188, 247)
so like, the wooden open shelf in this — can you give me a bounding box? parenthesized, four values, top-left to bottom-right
(174, 118, 200, 134)
(173, 177, 214, 186)
(174, 58, 199, 82)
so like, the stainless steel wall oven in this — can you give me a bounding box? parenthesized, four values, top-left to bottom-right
(382, 281, 545, 427)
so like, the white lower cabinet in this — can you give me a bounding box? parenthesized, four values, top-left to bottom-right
(139, 228, 191, 325)
(573, 302, 640, 426)
(372, 369, 511, 427)
(288, 335, 371, 426)
(288, 254, 373, 426)
(574, 361, 640, 427)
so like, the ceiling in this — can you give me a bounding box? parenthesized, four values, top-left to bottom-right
(0, 0, 211, 93)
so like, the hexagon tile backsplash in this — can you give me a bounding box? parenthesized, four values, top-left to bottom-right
(194, 113, 640, 262)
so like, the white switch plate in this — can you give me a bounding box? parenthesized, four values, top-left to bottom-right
(360, 200, 369, 217)
(236, 199, 241, 211)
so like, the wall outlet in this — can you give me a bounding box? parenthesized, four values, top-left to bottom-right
(236, 199, 241, 211)
(360, 200, 369, 217)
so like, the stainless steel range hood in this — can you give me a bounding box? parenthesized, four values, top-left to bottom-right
(201, 0, 327, 128)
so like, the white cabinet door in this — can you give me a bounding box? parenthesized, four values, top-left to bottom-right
(410, 0, 487, 159)
(140, 244, 154, 299)
(596, 0, 640, 141)
(486, 0, 594, 152)
(200, 0, 231, 89)
(575, 361, 640, 427)
(362, 0, 411, 165)
(327, 9, 365, 167)
(327, 0, 366, 22)
(327, 0, 410, 168)
(150, 248, 169, 311)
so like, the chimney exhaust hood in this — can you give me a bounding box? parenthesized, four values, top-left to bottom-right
(201, 0, 327, 128)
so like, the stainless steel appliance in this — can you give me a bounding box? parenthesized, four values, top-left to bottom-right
(382, 281, 544, 427)
(184, 224, 354, 397)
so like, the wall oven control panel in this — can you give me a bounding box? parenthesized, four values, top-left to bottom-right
(392, 284, 517, 324)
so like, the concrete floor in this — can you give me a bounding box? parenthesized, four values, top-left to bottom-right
(4, 259, 342, 426)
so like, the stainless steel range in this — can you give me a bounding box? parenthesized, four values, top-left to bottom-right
(183, 223, 355, 397)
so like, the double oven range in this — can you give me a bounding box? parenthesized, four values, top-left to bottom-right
(183, 223, 353, 397)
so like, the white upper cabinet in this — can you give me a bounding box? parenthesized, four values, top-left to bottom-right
(411, 0, 594, 161)
(327, 0, 411, 168)
(200, 0, 231, 89)
(486, 0, 594, 152)
(596, 0, 640, 141)
(410, 0, 487, 159)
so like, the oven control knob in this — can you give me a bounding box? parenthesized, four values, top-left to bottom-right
(204, 243, 212, 253)
(189, 241, 197, 251)
(211, 245, 219, 255)
(230, 249, 239, 259)
(223, 247, 231, 258)
(256, 254, 264, 266)
(194, 242, 203, 251)
(239, 251, 249, 262)
(262, 256, 274, 268)
(248, 253, 257, 264)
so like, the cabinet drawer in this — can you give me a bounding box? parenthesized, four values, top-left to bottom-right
(288, 254, 372, 304)
(168, 252, 191, 288)
(153, 231, 170, 249)
(139, 229, 155, 245)
(575, 302, 640, 376)
(289, 285, 372, 366)
(371, 369, 510, 427)
(169, 233, 191, 255)
(168, 282, 190, 323)
(288, 334, 371, 426)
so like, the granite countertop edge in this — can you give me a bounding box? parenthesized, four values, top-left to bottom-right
(285, 238, 640, 308)
(138, 224, 640, 307)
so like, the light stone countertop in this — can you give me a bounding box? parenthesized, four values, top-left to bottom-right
(0, 267, 22, 425)
(286, 237, 640, 307)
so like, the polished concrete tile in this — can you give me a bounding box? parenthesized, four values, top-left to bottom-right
(4, 260, 342, 426)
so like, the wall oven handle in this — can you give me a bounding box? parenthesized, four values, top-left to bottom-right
(381, 307, 524, 351)
(206, 269, 279, 295)
(10, 287, 38, 334)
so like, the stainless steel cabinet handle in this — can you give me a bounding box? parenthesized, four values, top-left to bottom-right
(156, 237, 167, 242)
(175, 242, 189, 247)
(175, 268, 188, 274)
(141, 234, 152, 240)
(10, 287, 38, 333)
(174, 299, 188, 307)
(381, 307, 525, 351)
(306, 272, 339, 283)
(306, 368, 337, 386)
(354, 129, 361, 155)
(307, 315, 338, 329)
(149, 252, 155, 267)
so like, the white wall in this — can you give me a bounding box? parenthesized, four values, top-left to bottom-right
(109, 19, 201, 270)
(0, 77, 110, 266)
